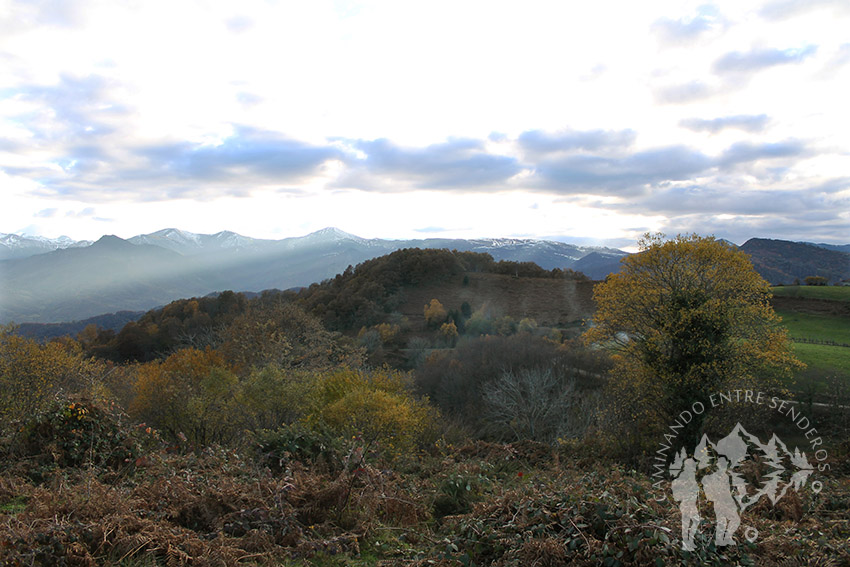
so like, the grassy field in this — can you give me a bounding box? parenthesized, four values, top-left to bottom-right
(771, 288, 850, 396)
(791, 342, 850, 375)
(771, 285, 850, 302)
(775, 309, 850, 344)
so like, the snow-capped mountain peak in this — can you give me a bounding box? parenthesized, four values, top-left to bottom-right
(0, 233, 92, 260)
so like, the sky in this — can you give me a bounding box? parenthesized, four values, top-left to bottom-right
(1, 0, 849, 249)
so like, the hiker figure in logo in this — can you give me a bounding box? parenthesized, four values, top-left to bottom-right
(702, 455, 739, 546)
(670, 452, 700, 551)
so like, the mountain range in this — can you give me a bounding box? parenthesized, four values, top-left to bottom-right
(0, 228, 626, 324)
(1, 228, 848, 324)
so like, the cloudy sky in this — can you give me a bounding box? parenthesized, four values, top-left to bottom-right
(1, 0, 849, 248)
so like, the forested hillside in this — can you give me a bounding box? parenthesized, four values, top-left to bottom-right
(0, 240, 848, 566)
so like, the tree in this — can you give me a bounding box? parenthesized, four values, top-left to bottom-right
(0, 327, 107, 427)
(423, 299, 448, 328)
(584, 234, 802, 454)
(303, 368, 438, 458)
(219, 299, 363, 373)
(130, 347, 239, 446)
(482, 368, 576, 442)
(439, 321, 459, 347)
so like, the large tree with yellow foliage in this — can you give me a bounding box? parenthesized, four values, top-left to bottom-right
(584, 234, 802, 454)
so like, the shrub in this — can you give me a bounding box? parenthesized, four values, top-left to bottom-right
(252, 423, 342, 473)
(433, 473, 480, 517)
(8, 397, 142, 480)
(0, 328, 106, 430)
(304, 368, 438, 459)
(130, 348, 240, 446)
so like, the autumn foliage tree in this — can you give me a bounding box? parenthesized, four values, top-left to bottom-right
(424, 299, 448, 328)
(584, 234, 802, 456)
(219, 297, 363, 373)
(302, 367, 438, 459)
(130, 347, 239, 446)
(0, 327, 107, 427)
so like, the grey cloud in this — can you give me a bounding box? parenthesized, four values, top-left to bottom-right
(22, 126, 346, 200)
(651, 5, 726, 45)
(0, 138, 22, 152)
(835, 43, 850, 66)
(341, 138, 522, 189)
(226, 16, 254, 33)
(534, 146, 715, 194)
(236, 92, 263, 106)
(9, 74, 127, 143)
(518, 128, 636, 157)
(531, 136, 814, 196)
(600, 177, 850, 246)
(35, 208, 58, 218)
(818, 44, 850, 78)
(680, 114, 770, 133)
(662, 214, 850, 247)
(0, 0, 83, 36)
(717, 139, 807, 168)
(618, 184, 847, 216)
(137, 128, 344, 184)
(654, 81, 717, 104)
(712, 45, 818, 75)
(759, 0, 850, 20)
(65, 207, 96, 218)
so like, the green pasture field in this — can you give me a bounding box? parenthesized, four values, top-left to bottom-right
(775, 310, 850, 344)
(791, 342, 850, 376)
(771, 285, 850, 302)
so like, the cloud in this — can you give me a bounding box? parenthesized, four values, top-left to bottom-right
(6, 74, 127, 143)
(533, 146, 715, 194)
(718, 139, 807, 168)
(65, 207, 96, 218)
(655, 46, 818, 106)
(759, 0, 850, 20)
(134, 127, 344, 187)
(414, 226, 448, 233)
(712, 45, 818, 75)
(616, 183, 848, 216)
(236, 92, 263, 106)
(0, 0, 83, 36)
(654, 81, 717, 104)
(14, 124, 346, 200)
(680, 114, 770, 134)
(662, 212, 850, 247)
(225, 15, 254, 33)
(517, 128, 636, 158)
(817, 43, 850, 78)
(651, 5, 726, 45)
(593, 174, 850, 245)
(0, 138, 22, 152)
(35, 208, 58, 218)
(337, 138, 523, 191)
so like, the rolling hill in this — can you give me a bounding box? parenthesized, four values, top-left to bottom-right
(741, 238, 850, 285)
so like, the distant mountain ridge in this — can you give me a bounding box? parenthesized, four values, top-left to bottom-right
(0, 228, 626, 324)
(2, 229, 848, 324)
(739, 238, 850, 285)
(0, 233, 92, 260)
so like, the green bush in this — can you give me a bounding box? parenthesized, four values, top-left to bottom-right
(433, 473, 480, 517)
(252, 422, 342, 473)
(7, 397, 144, 480)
